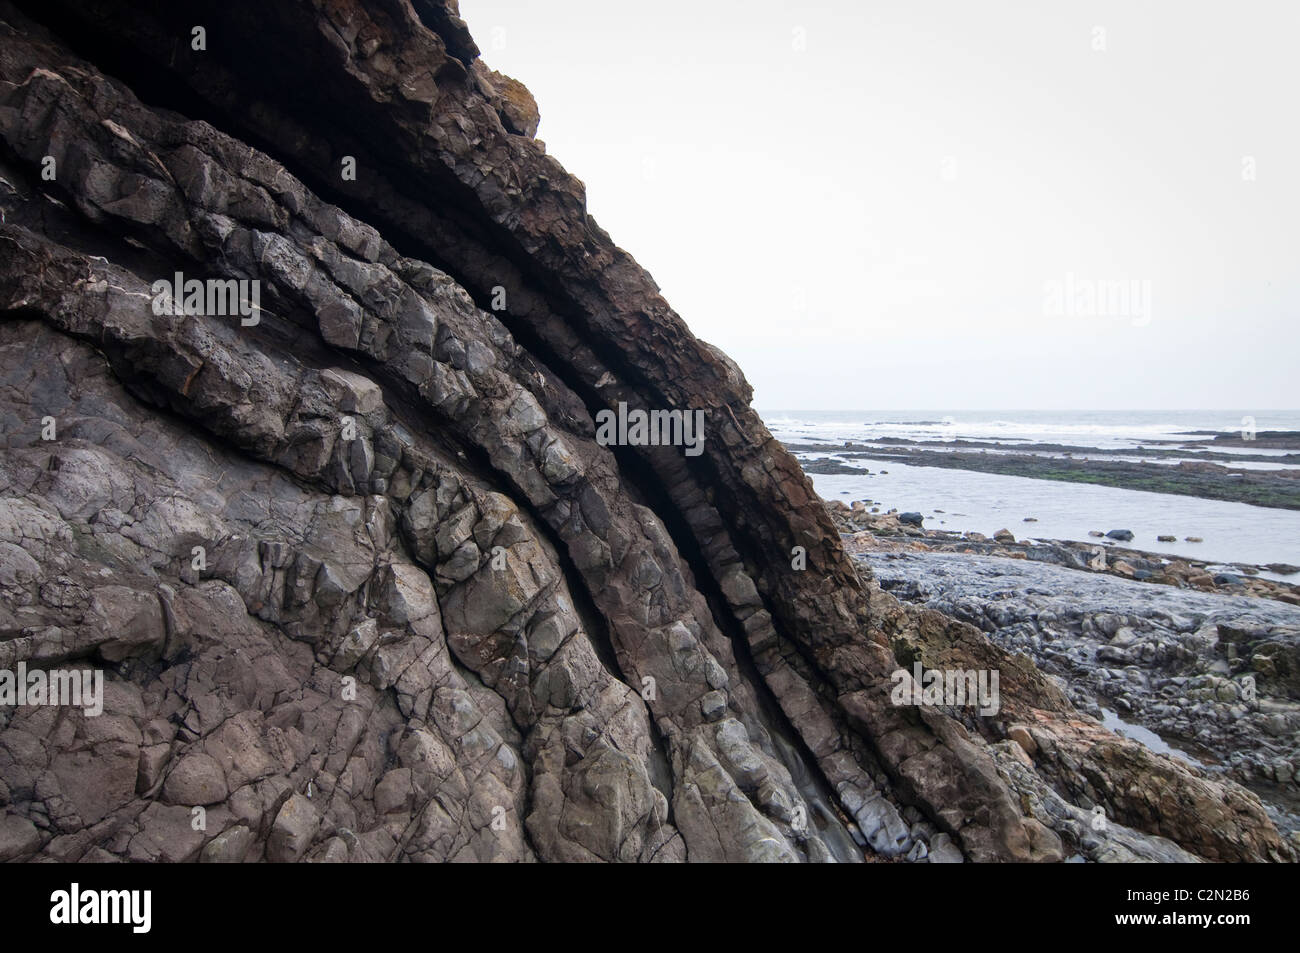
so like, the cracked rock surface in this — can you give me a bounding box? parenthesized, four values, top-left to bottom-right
(0, 0, 1291, 862)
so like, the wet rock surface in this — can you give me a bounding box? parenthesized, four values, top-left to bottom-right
(0, 0, 1292, 862)
(863, 548, 1300, 841)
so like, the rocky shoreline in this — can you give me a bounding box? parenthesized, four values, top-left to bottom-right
(832, 502, 1300, 604)
(828, 500, 1300, 837)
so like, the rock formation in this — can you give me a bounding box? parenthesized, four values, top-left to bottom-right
(0, 0, 1290, 862)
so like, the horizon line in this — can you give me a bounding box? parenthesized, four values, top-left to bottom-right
(753, 408, 1300, 414)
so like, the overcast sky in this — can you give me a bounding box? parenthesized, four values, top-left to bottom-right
(459, 0, 1298, 411)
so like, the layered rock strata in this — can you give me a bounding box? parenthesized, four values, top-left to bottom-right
(0, 0, 1290, 862)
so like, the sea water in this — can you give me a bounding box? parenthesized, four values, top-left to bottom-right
(765, 410, 1300, 568)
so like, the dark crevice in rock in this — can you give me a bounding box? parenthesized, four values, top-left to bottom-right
(598, 438, 867, 855)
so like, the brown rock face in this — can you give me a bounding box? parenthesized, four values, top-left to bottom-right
(0, 0, 1289, 862)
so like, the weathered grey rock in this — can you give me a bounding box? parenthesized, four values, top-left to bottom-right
(0, 812, 41, 861)
(201, 825, 256, 864)
(928, 833, 965, 864)
(162, 753, 230, 807)
(267, 794, 321, 864)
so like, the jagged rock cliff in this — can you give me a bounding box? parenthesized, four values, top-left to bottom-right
(0, 0, 1290, 862)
